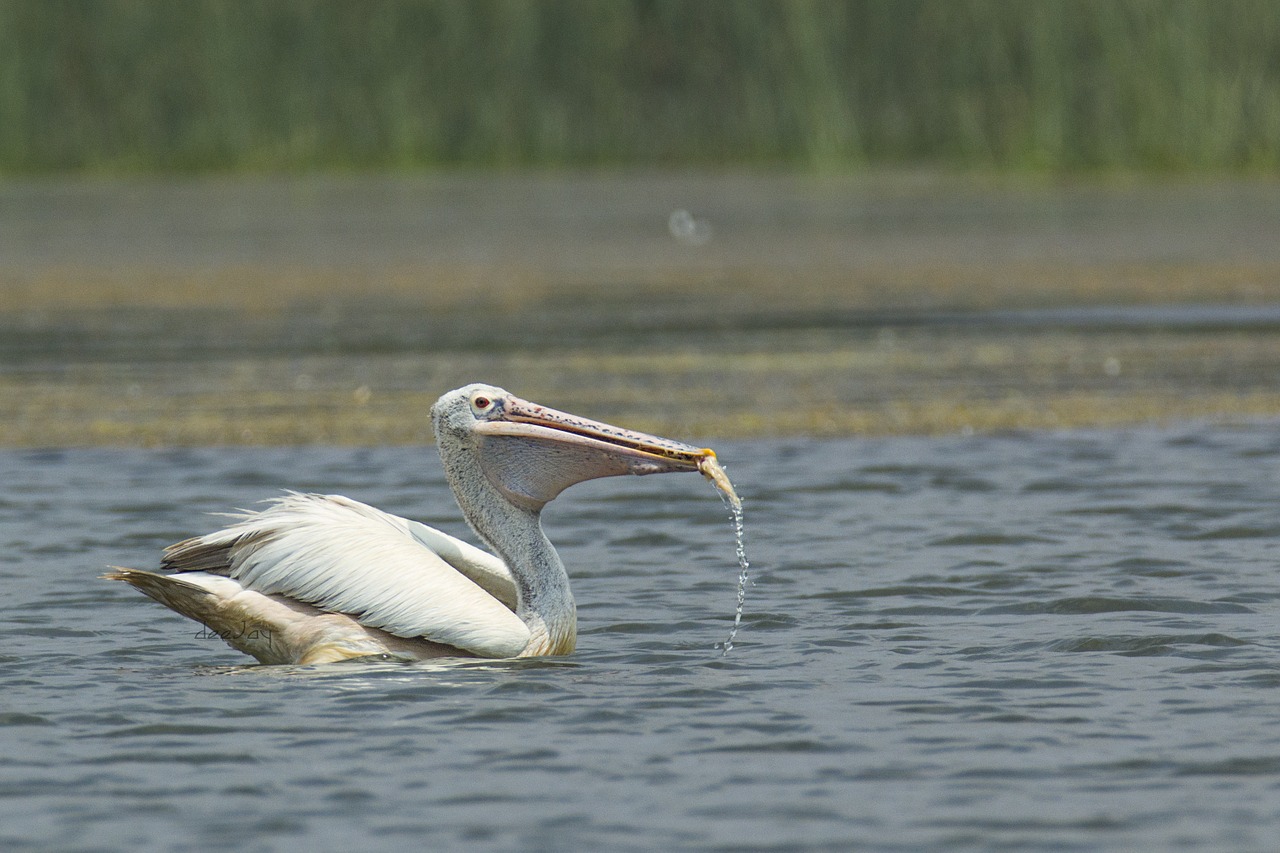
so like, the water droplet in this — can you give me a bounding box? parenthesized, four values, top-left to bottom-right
(668, 209, 712, 246)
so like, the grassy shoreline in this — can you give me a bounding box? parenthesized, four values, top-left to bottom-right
(4, 2, 1280, 173)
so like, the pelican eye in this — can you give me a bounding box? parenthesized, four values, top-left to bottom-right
(471, 394, 495, 413)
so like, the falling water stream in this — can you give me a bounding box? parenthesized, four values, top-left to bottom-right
(697, 454, 750, 654)
(719, 502, 751, 654)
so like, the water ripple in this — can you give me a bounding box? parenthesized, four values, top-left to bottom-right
(5, 425, 1280, 850)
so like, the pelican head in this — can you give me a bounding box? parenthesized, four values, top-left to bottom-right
(428, 383, 721, 655)
(431, 383, 713, 513)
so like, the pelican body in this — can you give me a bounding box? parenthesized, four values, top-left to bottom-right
(106, 384, 719, 663)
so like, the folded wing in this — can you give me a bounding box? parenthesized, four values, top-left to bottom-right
(162, 492, 529, 658)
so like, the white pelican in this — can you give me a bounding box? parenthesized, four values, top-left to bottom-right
(106, 383, 733, 664)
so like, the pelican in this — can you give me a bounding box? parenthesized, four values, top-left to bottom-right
(106, 383, 734, 664)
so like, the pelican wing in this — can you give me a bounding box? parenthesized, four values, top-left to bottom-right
(162, 493, 530, 658)
(403, 519, 517, 610)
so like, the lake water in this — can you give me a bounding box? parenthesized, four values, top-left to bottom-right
(7, 175, 1280, 445)
(5, 424, 1280, 851)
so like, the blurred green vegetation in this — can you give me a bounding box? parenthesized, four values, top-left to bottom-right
(2, 0, 1279, 173)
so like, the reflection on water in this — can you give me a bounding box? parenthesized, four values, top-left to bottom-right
(4, 426, 1280, 849)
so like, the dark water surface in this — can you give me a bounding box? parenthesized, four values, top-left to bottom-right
(5, 425, 1280, 851)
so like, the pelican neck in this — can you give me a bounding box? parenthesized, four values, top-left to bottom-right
(436, 436, 577, 654)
